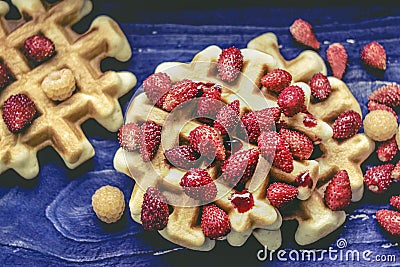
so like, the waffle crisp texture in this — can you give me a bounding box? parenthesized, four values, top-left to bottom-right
(0, 0, 136, 179)
(114, 32, 375, 250)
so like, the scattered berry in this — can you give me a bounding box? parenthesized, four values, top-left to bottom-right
(180, 168, 217, 202)
(363, 110, 398, 142)
(376, 137, 398, 162)
(118, 122, 141, 152)
(230, 189, 254, 213)
(141, 187, 169, 230)
(289, 18, 320, 50)
(0, 62, 14, 89)
(368, 100, 397, 120)
(258, 131, 294, 173)
(295, 171, 313, 188)
(267, 182, 298, 208)
(221, 148, 260, 186)
(189, 125, 225, 160)
(360, 41, 386, 70)
(142, 72, 172, 107)
(197, 82, 223, 119)
(279, 128, 313, 160)
(162, 79, 199, 111)
(391, 161, 400, 180)
(92, 185, 125, 224)
(326, 42, 348, 79)
(241, 107, 281, 143)
(376, 209, 400, 236)
(332, 110, 362, 139)
(164, 145, 200, 169)
(390, 195, 400, 210)
(260, 69, 292, 93)
(2, 94, 36, 133)
(368, 84, 400, 107)
(217, 46, 243, 82)
(214, 100, 240, 135)
(201, 204, 231, 240)
(277, 85, 306, 117)
(139, 121, 162, 162)
(23, 35, 55, 63)
(364, 164, 394, 194)
(309, 73, 331, 101)
(324, 170, 352, 211)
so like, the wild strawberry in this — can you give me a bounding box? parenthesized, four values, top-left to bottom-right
(332, 110, 362, 139)
(309, 73, 331, 101)
(214, 100, 240, 134)
(368, 84, 400, 107)
(164, 145, 200, 169)
(188, 125, 225, 160)
(324, 170, 352, 211)
(2, 94, 36, 133)
(326, 42, 348, 79)
(289, 18, 320, 50)
(360, 41, 386, 70)
(295, 171, 313, 188)
(277, 85, 306, 117)
(201, 204, 231, 239)
(142, 72, 172, 107)
(390, 195, 400, 210)
(139, 121, 162, 162)
(376, 209, 400, 236)
(258, 131, 294, 173)
(368, 100, 398, 120)
(23, 35, 55, 63)
(180, 168, 217, 202)
(141, 186, 169, 230)
(241, 107, 281, 143)
(230, 189, 254, 213)
(217, 46, 243, 82)
(260, 69, 292, 93)
(392, 161, 400, 180)
(376, 137, 398, 162)
(364, 164, 394, 194)
(221, 148, 260, 186)
(162, 79, 199, 111)
(197, 82, 223, 119)
(0, 62, 14, 89)
(279, 128, 313, 160)
(267, 182, 298, 208)
(118, 122, 141, 152)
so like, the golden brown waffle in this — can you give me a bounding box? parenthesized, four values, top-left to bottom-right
(114, 32, 374, 250)
(0, 0, 136, 178)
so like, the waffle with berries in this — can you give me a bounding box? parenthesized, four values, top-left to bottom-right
(114, 32, 374, 250)
(0, 0, 135, 178)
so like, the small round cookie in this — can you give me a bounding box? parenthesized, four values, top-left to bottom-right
(363, 110, 398, 142)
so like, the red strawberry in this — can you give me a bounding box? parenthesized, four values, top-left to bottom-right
(260, 69, 292, 93)
(162, 79, 199, 111)
(142, 72, 172, 107)
(376, 209, 400, 236)
(308, 73, 331, 101)
(258, 131, 294, 173)
(118, 122, 141, 152)
(376, 137, 398, 162)
(267, 182, 298, 208)
(332, 110, 362, 139)
(368, 84, 400, 107)
(364, 164, 394, 194)
(279, 128, 313, 160)
(324, 170, 352, 211)
(217, 46, 243, 82)
(295, 171, 313, 189)
(368, 100, 398, 120)
(289, 18, 320, 50)
(360, 41, 386, 70)
(197, 82, 223, 119)
(201, 204, 231, 239)
(214, 100, 240, 135)
(141, 186, 169, 230)
(139, 121, 162, 162)
(23, 35, 55, 63)
(326, 42, 348, 79)
(221, 148, 260, 186)
(230, 189, 254, 213)
(2, 94, 36, 133)
(164, 145, 200, 169)
(390, 195, 400, 210)
(241, 107, 281, 143)
(180, 168, 217, 202)
(277, 85, 306, 117)
(392, 161, 400, 181)
(188, 125, 225, 160)
(0, 62, 14, 89)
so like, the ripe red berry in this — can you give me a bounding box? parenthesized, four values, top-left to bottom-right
(360, 41, 386, 70)
(139, 121, 162, 162)
(279, 128, 313, 160)
(277, 85, 306, 117)
(309, 73, 331, 101)
(368, 84, 400, 107)
(118, 122, 141, 152)
(326, 42, 348, 79)
(364, 164, 394, 194)
(390, 195, 400, 210)
(162, 79, 199, 111)
(214, 100, 240, 135)
(2, 94, 36, 133)
(267, 182, 298, 208)
(164, 145, 200, 169)
(324, 170, 352, 211)
(180, 168, 217, 202)
(289, 18, 320, 50)
(332, 110, 362, 139)
(23, 35, 55, 63)
(188, 125, 225, 161)
(376, 209, 400, 236)
(217, 46, 243, 82)
(141, 187, 169, 231)
(142, 72, 172, 107)
(201, 204, 231, 239)
(261, 69, 292, 93)
(0, 62, 14, 89)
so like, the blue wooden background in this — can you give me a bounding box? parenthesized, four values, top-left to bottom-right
(0, 0, 399, 266)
